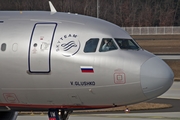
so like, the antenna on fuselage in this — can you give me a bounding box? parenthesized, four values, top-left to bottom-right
(49, 1, 57, 13)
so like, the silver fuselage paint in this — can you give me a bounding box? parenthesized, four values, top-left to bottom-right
(0, 11, 173, 109)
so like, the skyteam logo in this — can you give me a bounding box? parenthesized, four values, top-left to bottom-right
(56, 34, 80, 57)
(61, 41, 77, 51)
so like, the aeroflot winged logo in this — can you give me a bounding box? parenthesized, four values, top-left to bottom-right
(56, 34, 80, 57)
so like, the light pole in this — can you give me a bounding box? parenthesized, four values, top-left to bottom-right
(97, 0, 99, 18)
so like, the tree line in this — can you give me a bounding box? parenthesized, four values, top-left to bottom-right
(0, 0, 180, 27)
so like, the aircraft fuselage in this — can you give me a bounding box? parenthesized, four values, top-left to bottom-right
(0, 11, 174, 111)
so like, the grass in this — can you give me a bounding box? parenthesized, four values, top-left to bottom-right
(174, 78, 180, 81)
(165, 60, 180, 81)
(75, 102, 172, 113)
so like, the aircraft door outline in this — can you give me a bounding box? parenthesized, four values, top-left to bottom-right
(28, 22, 57, 73)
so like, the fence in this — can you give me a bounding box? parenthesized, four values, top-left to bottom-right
(122, 26, 180, 35)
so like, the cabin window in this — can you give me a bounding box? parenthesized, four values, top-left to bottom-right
(84, 38, 99, 53)
(1, 43, 6, 51)
(99, 38, 118, 52)
(115, 38, 140, 50)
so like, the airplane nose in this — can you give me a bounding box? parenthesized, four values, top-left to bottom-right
(140, 57, 174, 99)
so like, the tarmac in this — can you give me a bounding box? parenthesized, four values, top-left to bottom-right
(17, 112, 180, 120)
(17, 82, 180, 120)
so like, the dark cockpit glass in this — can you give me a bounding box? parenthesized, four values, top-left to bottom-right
(115, 38, 140, 50)
(99, 38, 118, 52)
(84, 38, 99, 53)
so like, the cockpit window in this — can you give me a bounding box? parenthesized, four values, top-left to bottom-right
(84, 38, 99, 53)
(99, 38, 118, 52)
(115, 38, 140, 50)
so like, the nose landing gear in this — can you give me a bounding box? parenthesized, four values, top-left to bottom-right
(124, 106, 130, 113)
(48, 109, 72, 120)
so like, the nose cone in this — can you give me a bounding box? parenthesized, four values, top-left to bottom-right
(140, 57, 174, 99)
